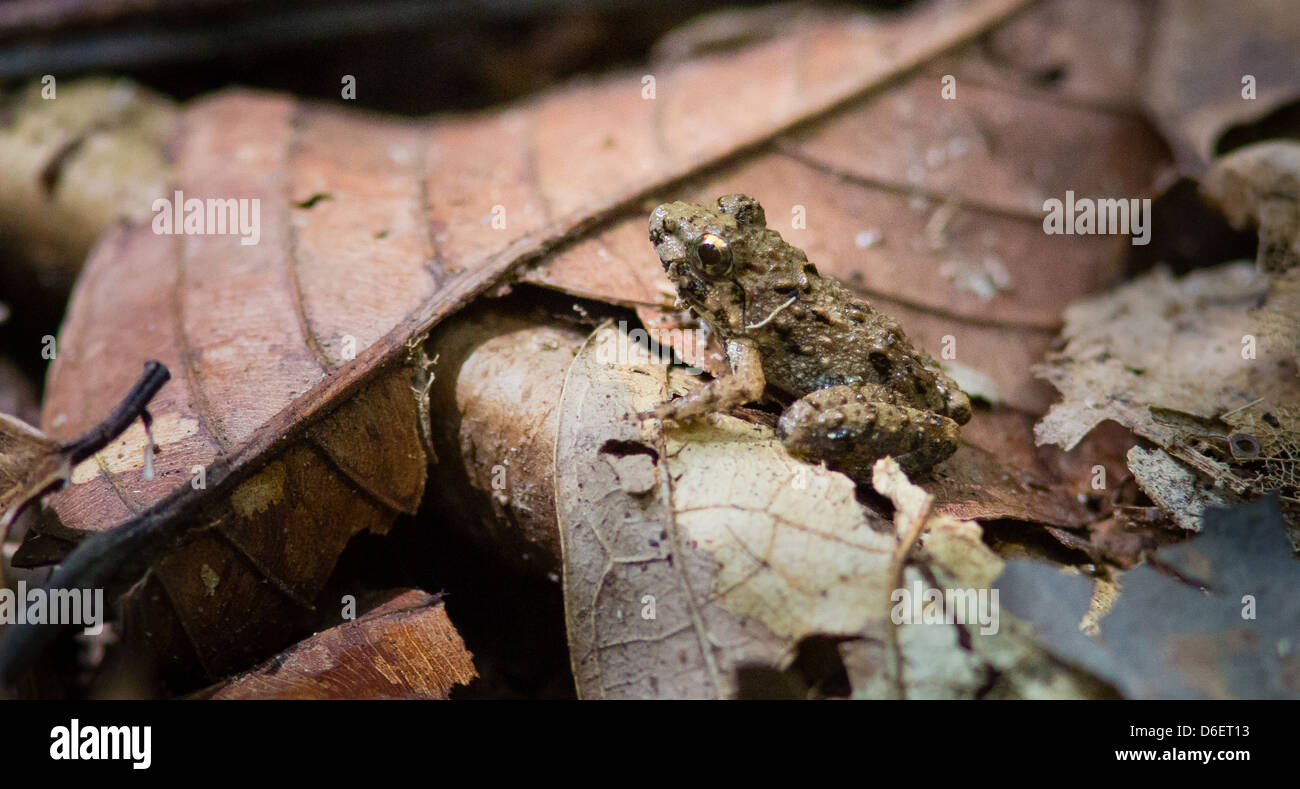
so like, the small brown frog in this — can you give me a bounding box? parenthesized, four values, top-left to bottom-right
(647, 194, 971, 478)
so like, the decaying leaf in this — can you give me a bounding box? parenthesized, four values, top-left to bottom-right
(1035, 262, 1300, 534)
(870, 456, 1000, 698)
(873, 459, 1004, 593)
(555, 325, 1105, 699)
(999, 496, 1300, 699)
(197, 590, 476, 700)
(1127, 446, 1241, 532)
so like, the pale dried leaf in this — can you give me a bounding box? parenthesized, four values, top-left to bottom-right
(1035, 263, 1300, 490)
(1204, 141, 1300, 364)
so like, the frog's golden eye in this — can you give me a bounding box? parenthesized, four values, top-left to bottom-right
(694, 233, 732, 277)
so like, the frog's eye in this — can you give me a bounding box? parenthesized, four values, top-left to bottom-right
(694, 233, 732, 277)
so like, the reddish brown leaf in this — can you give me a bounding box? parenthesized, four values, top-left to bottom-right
(198, 590, 476, 700)
(526, 1, 1170, 414)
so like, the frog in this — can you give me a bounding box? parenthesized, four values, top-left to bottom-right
(645, 194, 971, 478)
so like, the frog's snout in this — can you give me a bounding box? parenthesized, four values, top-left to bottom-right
(648, 204, 690, 272)
(648, 205, 670, 246)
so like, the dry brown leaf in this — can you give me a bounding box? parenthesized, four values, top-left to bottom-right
(116, 365, 428, 686)
(928, 0, 1149, 106)
(2, 361, 170, 534)
(424, 301, 588, 577)
(526, 0, 1170, 414)
(15, 0, 1029, 686)
(197, 590, 476, 700)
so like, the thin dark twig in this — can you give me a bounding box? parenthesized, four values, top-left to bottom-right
(61, 360, 170, 465)
(0, 360, 169, 687)
(0, 505, 166, 685)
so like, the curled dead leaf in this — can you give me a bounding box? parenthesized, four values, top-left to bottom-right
(1143, 0, 1300, 174)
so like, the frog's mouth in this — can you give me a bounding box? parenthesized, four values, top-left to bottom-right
(665, 261, 709, 306)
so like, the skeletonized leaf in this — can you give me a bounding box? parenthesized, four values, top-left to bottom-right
(1034, 262, 1300, 535)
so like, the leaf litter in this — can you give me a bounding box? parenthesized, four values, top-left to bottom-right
(554, 324, 1107, 699)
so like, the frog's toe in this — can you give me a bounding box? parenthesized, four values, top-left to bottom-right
(945, 388, 973, 425)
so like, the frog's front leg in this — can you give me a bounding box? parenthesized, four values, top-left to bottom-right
(776, 383, 960, 479)
(648, 338, 766, 421)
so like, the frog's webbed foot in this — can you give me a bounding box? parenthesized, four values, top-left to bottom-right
(776, 383, 960, 479)
(641, 339, 765, 423)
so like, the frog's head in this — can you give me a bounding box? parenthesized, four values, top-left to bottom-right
(648, 194, 769, 332)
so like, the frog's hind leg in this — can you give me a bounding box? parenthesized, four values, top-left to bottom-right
(776, 383, 960, 479)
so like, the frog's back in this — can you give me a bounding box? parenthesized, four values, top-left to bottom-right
(755, 273, 968, 423)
